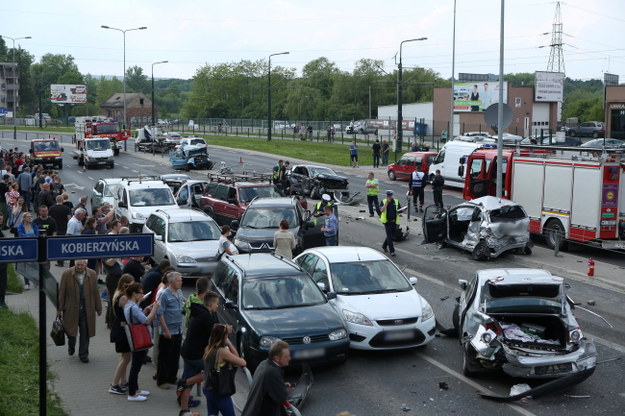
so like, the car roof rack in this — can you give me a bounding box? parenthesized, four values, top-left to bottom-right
(207, 171, 273, 184)
(120, 175, 160, 184)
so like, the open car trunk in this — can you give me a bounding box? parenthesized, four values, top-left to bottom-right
(490, 314, 568, 352)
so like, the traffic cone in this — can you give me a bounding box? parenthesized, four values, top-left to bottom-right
(239, 156, 244, 164)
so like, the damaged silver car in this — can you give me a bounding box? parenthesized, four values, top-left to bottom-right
(422, 196, 532, 260)
(452, 268, 597, 379)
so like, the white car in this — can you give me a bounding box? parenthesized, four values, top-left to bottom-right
(174, 137, 206, 150)
(294, 246, 436, 350)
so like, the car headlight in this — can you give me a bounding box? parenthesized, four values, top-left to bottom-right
(569, 328, 583, 343)
(131, 212, 145, 220)
(259, 336, 282, 348)
(421, 301, 434, 322)
(343, 309, 372, 326)
(176, 255, 197, 263)
(328, 328, 347, 341)
(234, 238, 250, 250)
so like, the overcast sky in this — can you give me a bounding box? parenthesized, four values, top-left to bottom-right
(2, 0, 623, 82)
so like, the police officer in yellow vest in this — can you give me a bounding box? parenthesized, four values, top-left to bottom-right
(380, 190, 402, 257)
(365, 172, 381, 217)
(272, 160, 283, 186)
(313, 194, 333, 224)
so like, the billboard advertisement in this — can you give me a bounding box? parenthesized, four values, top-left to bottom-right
(50, 84, 87, 104)
(534, 71, 564, 102)
(453, 82, 508, 112)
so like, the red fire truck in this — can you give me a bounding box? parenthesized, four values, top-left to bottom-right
(460, 147, 625, 250)
(75, 117, 130, 156)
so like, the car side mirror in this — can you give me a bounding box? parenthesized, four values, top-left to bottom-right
(154, 234, 162, 241)
(409, 277, 418, 286)
(326, 291, 337, 300)
(459, 156, 466, 165)
(224, 299, 238, 309)
(118, 201, 127, 208)
(458, 279, 468, 290)
(458, 165, 465, 177)
(230, 220, 240, 230)
(317, 282, 326, 292)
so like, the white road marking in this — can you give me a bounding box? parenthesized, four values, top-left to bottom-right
(131, 169, 139, 173)
(87, 176, 94, 181)
(413, 351, 538, 416)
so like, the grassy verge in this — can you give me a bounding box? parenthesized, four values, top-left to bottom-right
(199, 134, 377, 167)
(8, 263, 23, 294)
(0, 126, 74, 133)
(0, 310, 67, 416)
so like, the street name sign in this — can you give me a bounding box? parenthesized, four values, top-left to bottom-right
(46, 233, 154, 260)
(0, 238, 39, 263)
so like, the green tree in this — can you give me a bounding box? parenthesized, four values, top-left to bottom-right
(125, 65, 150, 94)
(95, 76, 123, 107)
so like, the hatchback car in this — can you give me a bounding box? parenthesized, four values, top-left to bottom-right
(143, 208, 221, 277)
(387, 151, 437, 181)
(452, 268, 597, 379)
(212, 253, 350, 371)
(294, 246, 436, 350)
(232, 197, 324, 254)
(567, 121, 605, 138)
(91, 178, 123, 209)
(422, 196, 531, 260)
(580, 138, 625, 149)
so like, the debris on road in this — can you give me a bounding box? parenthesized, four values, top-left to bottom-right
(439, 382, 449, 390)
(400, 403, 411, 411)
(510, 384, 531, 396)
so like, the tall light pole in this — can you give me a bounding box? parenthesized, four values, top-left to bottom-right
(449, 0, 457, 140)
(397, 37, 427, 160)
(1, 35, 31, 140)
(101, 25, 147, 129)
(151, 60, 168, 127)
(267, 51, 289, 141)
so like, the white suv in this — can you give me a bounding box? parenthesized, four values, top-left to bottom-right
(114, 177, 179, 233)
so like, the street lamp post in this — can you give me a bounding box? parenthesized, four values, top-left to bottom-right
(0, 35, 32, 140)
(151, 60, 168, 127)
(101, 25, 147, 129)
(267, 51, 289, 141)
(397, 37, 427, 160)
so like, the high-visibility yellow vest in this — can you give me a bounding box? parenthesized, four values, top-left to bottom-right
(380, 199, 400, 224)
(366, 179, 379, 196)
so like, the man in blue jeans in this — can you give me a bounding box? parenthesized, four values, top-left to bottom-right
(321, 205, 338, 246)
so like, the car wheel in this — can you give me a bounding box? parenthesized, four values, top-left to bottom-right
(109, 162, 114, 169)
(57, 162, 63, 170)
(592, 131, 598, 138)
(451, 304, 459, 332)
(471, 241, 489, 261)
(544, 220, 567, 251)
(203, 206, 215, 219)
(462, 343, 482, 377)
(388, 170, 396, 180)
(523, 244, 532, 255)
(569, 130, 575, 137)
(185, 163, 191, 172)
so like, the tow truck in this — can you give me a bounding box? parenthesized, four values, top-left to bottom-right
(75, 117, 130, 156)
(460, 146, 625, 250)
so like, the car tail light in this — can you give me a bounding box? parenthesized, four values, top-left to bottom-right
(484, 321, 502, 335)
(569, 328, 583, 343)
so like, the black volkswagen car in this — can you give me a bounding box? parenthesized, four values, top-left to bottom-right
(211, 253, 349, 371)
(232, 197, 325, 254)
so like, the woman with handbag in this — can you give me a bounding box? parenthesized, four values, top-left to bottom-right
(124, 282, 160, 402)
(203, 324, 246, 416)
(108, 274, 135, 395)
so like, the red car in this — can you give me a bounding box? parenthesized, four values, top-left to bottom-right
(387, 151, 437, 181)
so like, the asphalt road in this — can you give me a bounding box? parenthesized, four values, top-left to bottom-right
(3, 133, 625, 415)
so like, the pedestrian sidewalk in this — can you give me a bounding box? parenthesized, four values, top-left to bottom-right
(6, 266, 186, 416)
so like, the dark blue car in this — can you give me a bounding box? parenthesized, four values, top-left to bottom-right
(211, 253, 349, 371)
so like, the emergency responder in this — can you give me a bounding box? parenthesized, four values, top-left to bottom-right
(365, 172, 381, 217)
(313, 194, 333, 217)
(272, 160, 284, 187)
(408, 165, 426, 212)
(380, 190, 402, 257)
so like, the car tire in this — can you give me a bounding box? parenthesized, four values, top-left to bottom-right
(523, 244, 532, 255)
(109, 162, 114, 169)
(462, 343, 482, 377)
(569, 130, 576, 137)
(57, 162, 63, 170)
(544, 220, 567, 251)
(203, 206, 215, 219)
(471, 241, 489, 261)
(592, 131, 598, 138)
(388, 170, 396, 181)
(451, 304, 460, 332)
(114, 147, 120, 156)
(185, 163, 191, 172)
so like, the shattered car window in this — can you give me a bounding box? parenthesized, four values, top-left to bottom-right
(489, 205, 527, 223)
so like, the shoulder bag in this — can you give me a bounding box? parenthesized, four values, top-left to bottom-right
(124, 305, 153, 352)
(209, 349, 237, 397)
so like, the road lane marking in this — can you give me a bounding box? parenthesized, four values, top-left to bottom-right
(413, 350, 538, 416)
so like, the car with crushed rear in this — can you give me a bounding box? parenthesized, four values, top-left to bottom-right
(452, 268, 597, 379)
(294, 246, 436, 350)
(211, 253, 349, 371)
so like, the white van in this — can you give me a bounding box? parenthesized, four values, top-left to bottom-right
(428, 141, 496, 188)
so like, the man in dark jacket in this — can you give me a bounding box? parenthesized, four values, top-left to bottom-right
(241, 341, 292, 416)
(177, 291, 221, 414)
(139, 259, 171, 309)
(432, 169, 445, 210)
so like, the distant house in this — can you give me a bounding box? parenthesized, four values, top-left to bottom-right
(100, 93, 152, 126)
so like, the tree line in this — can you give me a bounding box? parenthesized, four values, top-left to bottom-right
(0, 38, 607, 124)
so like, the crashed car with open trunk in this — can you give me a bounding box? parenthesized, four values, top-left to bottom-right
(453, 268, 597, 379)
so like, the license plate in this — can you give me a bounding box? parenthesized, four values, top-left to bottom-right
(98, 161, 107, 164)
(384, 330, 414, 341)
(292, 348, 325, 359)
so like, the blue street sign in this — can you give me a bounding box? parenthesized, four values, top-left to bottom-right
(0, 108, 8, 114)
(46, 233, 154, 260)
(0, 238, 39, 262)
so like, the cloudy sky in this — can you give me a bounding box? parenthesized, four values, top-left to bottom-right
(1, 0, 623, 81)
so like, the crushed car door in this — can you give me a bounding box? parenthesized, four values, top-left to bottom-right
(422, 205, 448, 243)
(299, 205, 325, 250)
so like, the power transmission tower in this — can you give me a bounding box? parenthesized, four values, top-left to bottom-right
(547, 2, 565, 74)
